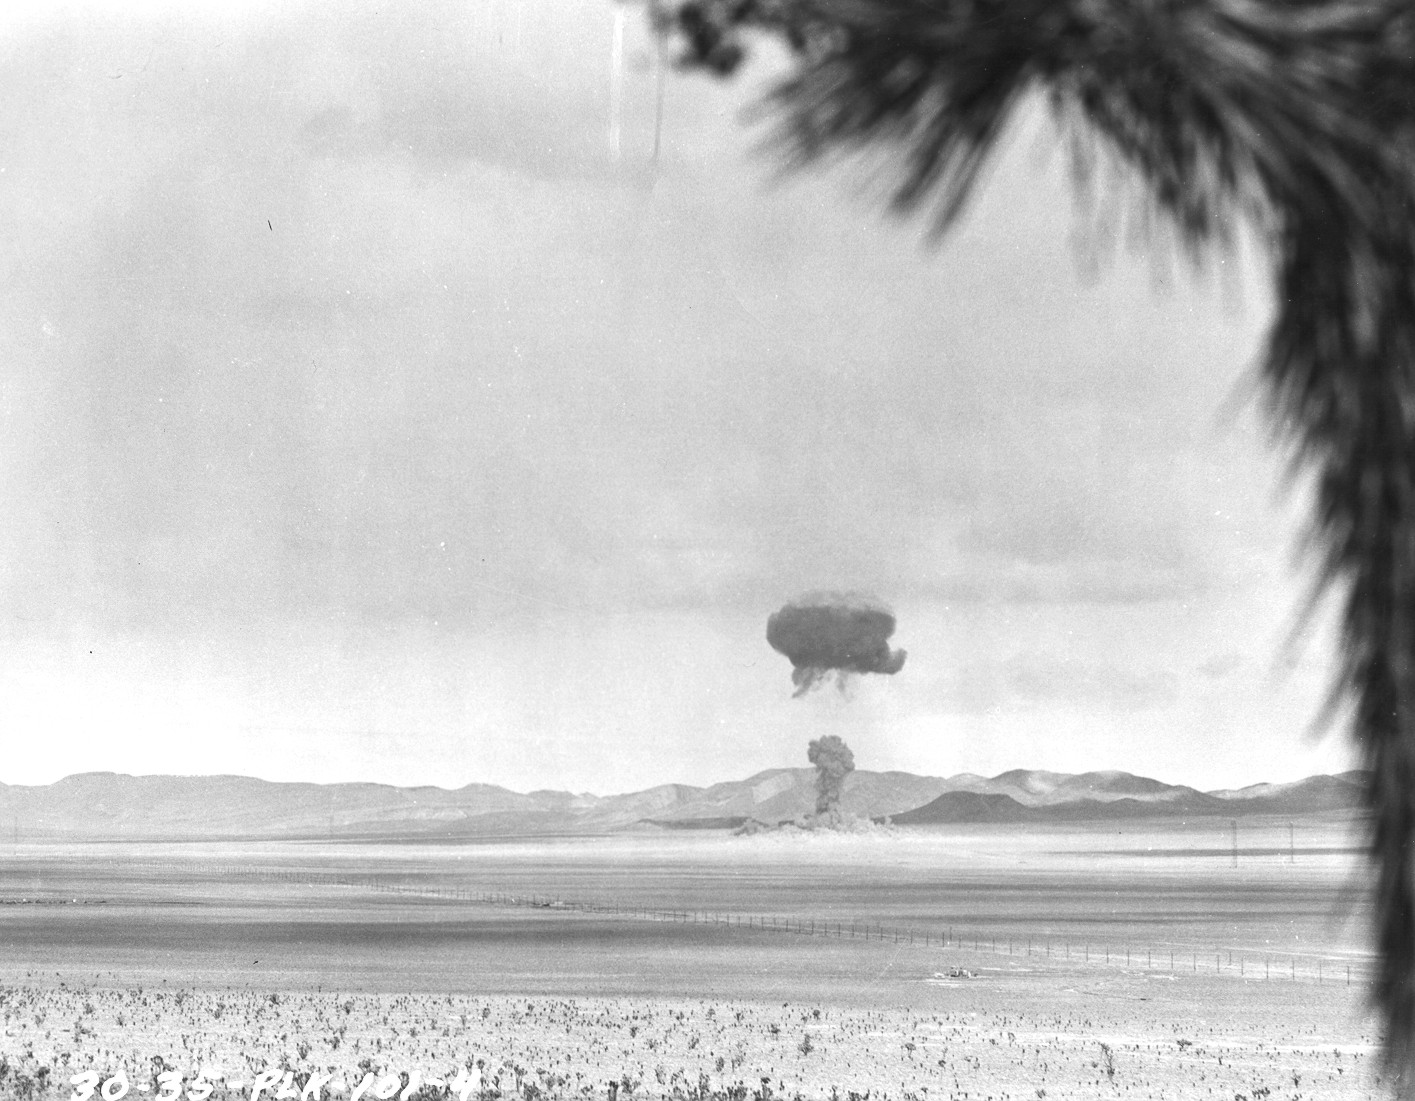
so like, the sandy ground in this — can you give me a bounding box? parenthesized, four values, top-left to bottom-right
(0, 969, 1377, 1100)
(0, 822, 1379, 1099)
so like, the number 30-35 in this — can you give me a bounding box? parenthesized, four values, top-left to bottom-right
(70, 1070, 211, 1100)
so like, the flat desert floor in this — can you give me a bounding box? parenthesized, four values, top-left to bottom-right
(0, 815, 1381, 1099)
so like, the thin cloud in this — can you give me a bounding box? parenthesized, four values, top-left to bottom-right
(946, 653, 1180, 714)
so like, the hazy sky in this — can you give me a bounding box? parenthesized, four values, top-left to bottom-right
(0, 0, 1355, 792)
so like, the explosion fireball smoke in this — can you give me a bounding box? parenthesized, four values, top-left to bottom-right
(766, 591, 906, 697)
(807, 734, 855, 818)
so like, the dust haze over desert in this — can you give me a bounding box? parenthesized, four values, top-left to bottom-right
(0, 1, 1383, 1099)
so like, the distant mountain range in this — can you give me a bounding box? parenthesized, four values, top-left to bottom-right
(890, 771, 1367, 824)
(0, 768, 1368, 841)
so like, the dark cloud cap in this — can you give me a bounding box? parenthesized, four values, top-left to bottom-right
(766, 590, 906, 695)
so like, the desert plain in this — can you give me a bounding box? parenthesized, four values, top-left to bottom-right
(0, 814, 1379, 1099)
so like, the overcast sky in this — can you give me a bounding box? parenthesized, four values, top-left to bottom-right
(0, 0, 1356, 793)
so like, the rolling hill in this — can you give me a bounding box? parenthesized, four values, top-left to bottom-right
(0, 767, 1368, 841)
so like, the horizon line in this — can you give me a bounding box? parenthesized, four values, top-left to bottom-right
(0, 764, 1370, 800)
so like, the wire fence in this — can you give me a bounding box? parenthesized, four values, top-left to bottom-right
(92, 857, 1378, 990)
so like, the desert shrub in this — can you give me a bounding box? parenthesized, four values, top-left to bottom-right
(7, 1065, 48, 1101)
(1099, 1042, 1115, 1081)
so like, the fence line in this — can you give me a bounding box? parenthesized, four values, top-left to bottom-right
(100, 858, 1374, 988)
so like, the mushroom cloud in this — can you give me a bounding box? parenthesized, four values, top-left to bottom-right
(766, 591, 907, 697)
